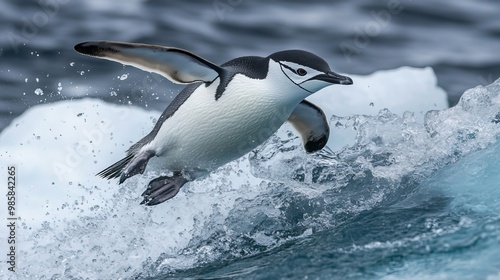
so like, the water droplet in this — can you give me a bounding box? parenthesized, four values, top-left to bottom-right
(79, 71, 85, 75)
(34, 88, 44, 95)
(119, 73, 129, 80)
(36, 78, 39, 83)
(57, 82, 63, 93)
(70, 62, 75, 66)
(369, 102, 374, 107)
(24, 78, 28, 83)
(110, 91, 117, 96)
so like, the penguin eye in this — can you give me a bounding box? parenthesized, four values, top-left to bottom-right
(296, 68, 307, 76)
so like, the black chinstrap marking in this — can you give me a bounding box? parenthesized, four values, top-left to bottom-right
(278, 63, 313, 94)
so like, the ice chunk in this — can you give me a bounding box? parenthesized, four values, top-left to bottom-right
(308, 66, 448, 150)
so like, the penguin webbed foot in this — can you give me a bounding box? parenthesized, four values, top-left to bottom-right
(140, 172, 188, 206)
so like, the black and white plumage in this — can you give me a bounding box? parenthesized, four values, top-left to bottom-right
(74, 41, 353, 206)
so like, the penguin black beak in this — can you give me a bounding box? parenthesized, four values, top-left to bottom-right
(313, 71, 353, 85)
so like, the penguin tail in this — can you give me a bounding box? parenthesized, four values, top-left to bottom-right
(96, 154, 134, 181)
(96, 150, 155, 184)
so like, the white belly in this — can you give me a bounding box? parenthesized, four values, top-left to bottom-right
(147, 75, 301, 177)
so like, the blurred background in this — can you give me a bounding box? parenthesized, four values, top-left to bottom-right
(1, 0, 499, 131)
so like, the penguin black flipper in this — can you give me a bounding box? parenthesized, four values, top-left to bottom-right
(288, 100, 330, 153)
(74, 41, 222, 84)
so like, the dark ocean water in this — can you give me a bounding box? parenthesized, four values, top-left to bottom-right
(1, 1, 500, 279)
(1, 0, 500, 131)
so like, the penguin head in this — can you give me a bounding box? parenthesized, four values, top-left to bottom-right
(268, 50, 353, 93)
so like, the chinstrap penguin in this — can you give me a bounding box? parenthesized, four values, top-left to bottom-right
(74, 41, 353, 206)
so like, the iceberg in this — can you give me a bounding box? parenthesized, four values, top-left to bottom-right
(0, 66, 498, 279)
